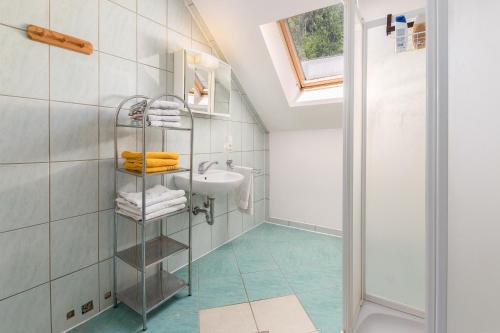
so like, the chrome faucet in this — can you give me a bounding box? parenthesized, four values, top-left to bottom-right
(198, 161, 218, 174)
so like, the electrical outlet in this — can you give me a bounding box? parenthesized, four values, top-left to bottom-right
(81, 300, 94, 315)
(66, 310, 75, 320)
(104, 291, 112, 299)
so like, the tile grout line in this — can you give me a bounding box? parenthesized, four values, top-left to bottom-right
(0, 281, 51, 303)
(50, 262, 100, 284)
(0, 1, 194, 44)
(97, 0, 102, 314)
(2, 17, 173, 71)
(1, 158, 104, 166)
(229, 240, 261, 331)
(106, 0, 208, 47)
(0, 220, 50, 235)
(134, 0, 140, 294)
(262, 226, 321, 333)
(266, 227, 326, 332)
(0, 22, 26, 32)
(47, 0, 53, 330)
(0, 92, 261, 128)
(164, 0, 170, 267)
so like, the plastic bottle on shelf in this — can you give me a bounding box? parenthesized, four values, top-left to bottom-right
(395, 15, 407, 53)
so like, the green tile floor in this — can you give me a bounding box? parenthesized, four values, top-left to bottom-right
(72, 222, 343, 333)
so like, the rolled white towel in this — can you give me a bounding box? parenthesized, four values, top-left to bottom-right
(232, 166, 254, 215)
(150, 100, 183, 110)
(148, 109, 181, 116)
(116, 196, 187, 215)
(148, 115, 181, 122)
(149, 120, 181, 128)
(118, 185, 185, 208)
(117, 203, 186, 221)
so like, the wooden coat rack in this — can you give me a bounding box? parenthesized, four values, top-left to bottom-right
(27, 25, 93, 55)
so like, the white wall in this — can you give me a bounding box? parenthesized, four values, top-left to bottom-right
(448, 1, 500, 332)
(269, 129, 343, 231)
(364, 24, 426, 311)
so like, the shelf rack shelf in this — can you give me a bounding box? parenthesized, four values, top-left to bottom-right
(116, 235, 188, 271)
(116, 167, 190, 177)
(118, 271, 187, 314)
(116, 119, 192, 131)
(116, 206, 189, 225)
(113, 94, 194, 331)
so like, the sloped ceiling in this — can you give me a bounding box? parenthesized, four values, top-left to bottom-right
(192, 0, 426, 131)
(192, 0, 344, 131)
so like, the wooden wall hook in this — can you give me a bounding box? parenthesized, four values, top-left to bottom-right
(27, 25, 93, 55)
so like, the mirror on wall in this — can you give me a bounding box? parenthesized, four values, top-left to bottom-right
(185, 66, 210, 112)
(174, 49, 231, 117)
(213, 63, 231, 115)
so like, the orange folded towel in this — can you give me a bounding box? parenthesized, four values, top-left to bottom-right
(123, 163, 179, 173)
(125, 158, 178, 167)
(121, 151, 179, 160)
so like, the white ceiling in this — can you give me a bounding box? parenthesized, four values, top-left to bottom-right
(193, 0, 344, 131)
(192, 0, 426, 131)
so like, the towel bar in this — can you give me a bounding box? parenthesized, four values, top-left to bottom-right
(226, 159, 262, 174)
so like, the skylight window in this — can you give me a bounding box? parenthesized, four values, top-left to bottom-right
(279, 3, 344, 89)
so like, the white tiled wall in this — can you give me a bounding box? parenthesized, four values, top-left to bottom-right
(0, 0, 269, 332)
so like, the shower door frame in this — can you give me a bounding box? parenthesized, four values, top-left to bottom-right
(342, 0, 449, 332)
(425, 0, 448, 332)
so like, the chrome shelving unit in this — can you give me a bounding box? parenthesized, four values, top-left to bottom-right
(113, 94, 194, 331)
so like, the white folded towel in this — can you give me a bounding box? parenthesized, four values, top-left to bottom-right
(148, 109, 181, 116)
(149, 120, 182, 128)
(150, 100, 183, 110)
(148, 115, 181, 122)
(117, 203, 186, 221)
(232, 166, 253, 215)
(116, 196, 187, 215)
(118, 185, 185, 208)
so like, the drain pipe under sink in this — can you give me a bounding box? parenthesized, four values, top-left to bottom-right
(192, 196, 215, 225)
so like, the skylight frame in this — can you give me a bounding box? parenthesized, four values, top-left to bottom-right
(278, 17, 344, 90)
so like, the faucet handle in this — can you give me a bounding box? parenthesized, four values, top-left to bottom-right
(198, 161, 209, 173)
(198, 161, 219, 174)
(226, 160, 233, 168)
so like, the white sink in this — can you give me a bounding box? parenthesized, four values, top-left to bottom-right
(174, 169, 244, 195)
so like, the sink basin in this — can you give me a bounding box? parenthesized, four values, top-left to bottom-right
(174, 169, 244, 195)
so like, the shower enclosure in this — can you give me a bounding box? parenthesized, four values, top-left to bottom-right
(343, 3, 435, 332)
(363, 12, 426, 318)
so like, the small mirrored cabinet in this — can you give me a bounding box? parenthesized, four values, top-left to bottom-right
(174, 49, 231, 117)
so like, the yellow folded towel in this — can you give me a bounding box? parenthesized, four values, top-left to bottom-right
(121, 151, 179, 160)
(124, 158, 178, 167)
(124, 164, 179, 173)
